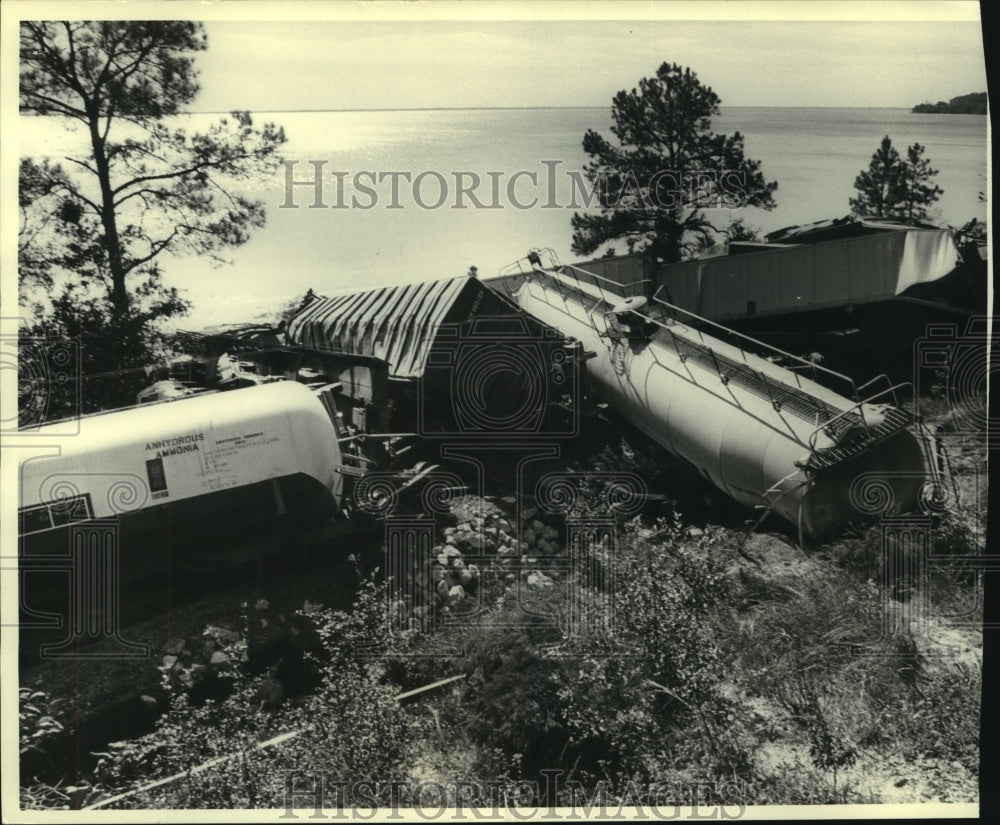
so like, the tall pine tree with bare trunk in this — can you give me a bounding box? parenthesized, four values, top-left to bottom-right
(19, 21, 286, 413)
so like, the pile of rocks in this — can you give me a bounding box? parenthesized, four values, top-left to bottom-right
(157, 622, 243, 700)
(515, 507, 564, 557)
(402, 496, 567, 622)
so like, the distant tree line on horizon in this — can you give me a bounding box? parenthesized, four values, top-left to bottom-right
(912, 92, 986, 114)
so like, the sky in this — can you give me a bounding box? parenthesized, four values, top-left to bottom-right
(192, 16, 987, 112)
(1, 1, 986, 113)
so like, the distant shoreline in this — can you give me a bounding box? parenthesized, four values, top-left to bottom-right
(173, 105, 938, 115)
(912, 92, 987, 114)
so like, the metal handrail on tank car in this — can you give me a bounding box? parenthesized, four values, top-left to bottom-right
(514, 250, 922, 461)
(644, 288, 923, 454)
(630, 296, 860, 440)
(517, 252, 849, 441)
(508, 248, 878, 408)
(804, 383, 914, 455)
(512, 256, 655, 342)
(519, 257, 833, 445)
(854, 373, 905, 409)
(641, 289, 917, 455)
(502, 248, 652, 305)
(647, 285, 865, 403)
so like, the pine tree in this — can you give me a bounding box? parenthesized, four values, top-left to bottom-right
(849, 135, 942, 222)
(19, 21, 287, 413)
(849, 135, 901, 218)
(894, 142, 944, 222)
(570, 63, 777, 264)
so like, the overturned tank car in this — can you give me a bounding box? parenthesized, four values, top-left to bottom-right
(18, 381, 362, 561)
(505, 250, 938, 540)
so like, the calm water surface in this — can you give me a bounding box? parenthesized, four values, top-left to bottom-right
(19, 107, 988, 327)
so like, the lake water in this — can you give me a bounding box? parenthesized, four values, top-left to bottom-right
(19, 107, 988, 328)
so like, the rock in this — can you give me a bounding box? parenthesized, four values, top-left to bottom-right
(255, 598, 270, 611)
(437, 579, 450, 599)
(445, 572, 461, 590)
(536, 538, 553, 555)
(431, 565, 446, 583)
(161, 654, 178, 669)
(542, 525, 559, 541)
(448, 585, 466, 603)
(527, 571, 553, 588)
(465, 534, 488, 553)
(451, 557, 466, 571)
(522, 528, 537, 545)
(442, 527, 457, 542)
(443, 544, 462, 558)
(547, 540, 562, 555)
(505, 573, 516, 583)
(210, 651, 231, 666)
(456, 521, 472, 534)
(497, 545, 515, 557)
(521, 507, 538, 521)
(484, 526, 498, 538)
(140, 694, 158, 709)
(470, 517, 482, 531)
(458, 568, 473, 587)
(437, 553, 450, 566)
(205, 624, 242, 644)
(497, 518, 512, 533)
(164, 637, 186, 656)
(467, 563, 480, 580)
(452, 528, 476, 551)
(522, 556, 538, 565)
(518, 541, 531, 554)
(412, 605, 431, 619)
(687, 527, 704, 538)
(532, 519, 546, 535)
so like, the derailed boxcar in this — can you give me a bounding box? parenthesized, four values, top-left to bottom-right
(286, 275, 582, 441)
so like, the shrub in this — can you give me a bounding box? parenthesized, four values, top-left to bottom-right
(87, 574, 414, 809)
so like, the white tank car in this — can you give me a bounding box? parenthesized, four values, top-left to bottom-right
(18, 381, 346, 553)
(514, 264, 932, 539)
